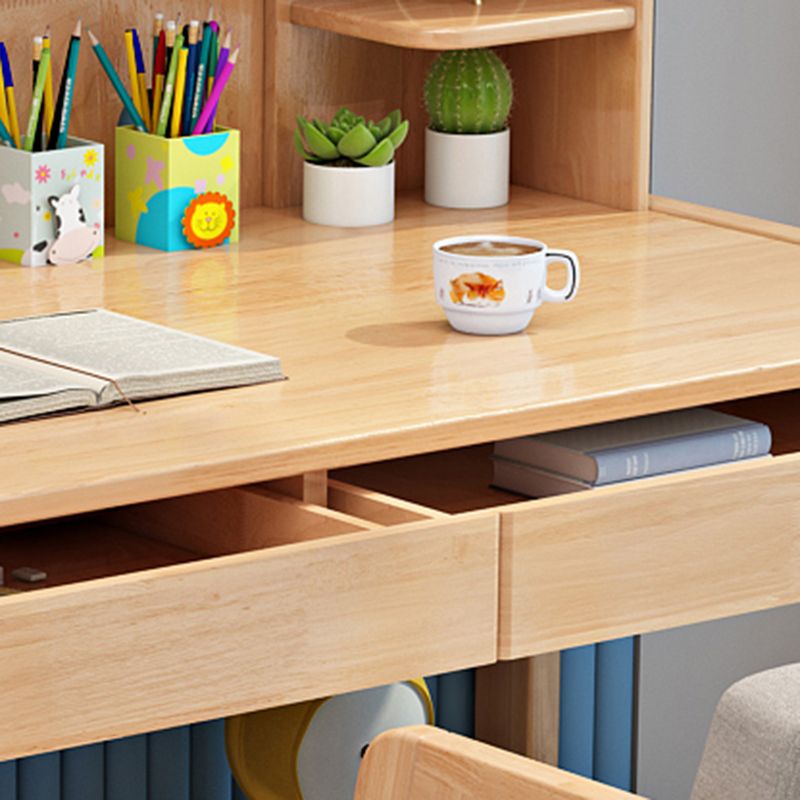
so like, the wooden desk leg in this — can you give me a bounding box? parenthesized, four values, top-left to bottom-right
(475, 653, 560, 765)
(302, 470, 328, 506)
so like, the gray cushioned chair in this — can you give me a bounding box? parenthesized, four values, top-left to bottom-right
(691, 663, 800, 800)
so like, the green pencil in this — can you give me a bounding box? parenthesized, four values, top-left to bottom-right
(155, 31, 185, 136)
(88, 29, 147, 133)
(189, 22, 212, 132)
(23, 47, 49, 151)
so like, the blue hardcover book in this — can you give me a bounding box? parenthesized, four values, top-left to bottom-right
(148, 726, 190, 800)
(436, 669, 475, 737)
(106, 734, 147, 800)
(494, 408, 771, 486)
(0, 760, 16, 797)
(594, 637, 635, 790)
(559, 644, 596, 778)
(63, 743, 104, 800)
(18, 751, 60, 800)
(191, 719, 232, 800)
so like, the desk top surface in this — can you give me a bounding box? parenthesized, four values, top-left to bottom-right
(2, 188, 799, 524)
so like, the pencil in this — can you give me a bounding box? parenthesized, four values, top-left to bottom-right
(32, 36, 44, 150)
(205, 29, 231, 133)
(152, 12, 164, 74)
(170, 47, 188, 138)
(124, 29, 143, 121)
(182, 20, 200, 136)
(155, 31, 185, 136)
(42, 29, 55, 136)
(0, 65, 10, 138)
(0, 44, 21, 147)
(88, 29, 147, 133)
(0, 113, 13, 147)
(48, 19, 82, 150)
(131, 29, 152, 131)
(151, 31, 166, 133)
(206, 26, 218, 99)
(193, 46, 237, 135)
(189, 22, 213, 133)
(24, 46, 49, 151)
(165, 20, 177, 68)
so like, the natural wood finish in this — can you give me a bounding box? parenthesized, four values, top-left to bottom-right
(101, 486, 373, 557)
(650, 195, 800, 246)
(0, 520, 198, 590)
(355, 726, 640, 800)
(498, 453, 800, 658)
(328, 480, 446, 525)
(290, 0, 636, 50)
(505, 0, 652, 209)
(3, 0, 265, 216)
(301, 470, 329, 505)
(475, 654, 560, 765)
(2, 189, 800, 525)
(0, 513, 498, 760)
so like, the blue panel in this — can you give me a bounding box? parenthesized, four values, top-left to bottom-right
(148, 727, 190, 800)
(63, 743, 103, 800)
(18, 752, 60, 800)
(425, 675, 439, 713)
(594, 638, 636, 790)
(0, 760, 16, 798)
(435, 669, 475, 737)
(559, 645, 597, 778)
(106, 734, 147, 800)
(190, 720, 232, 800)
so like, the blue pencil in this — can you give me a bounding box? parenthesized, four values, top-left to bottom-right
(181, 20, 200, 135)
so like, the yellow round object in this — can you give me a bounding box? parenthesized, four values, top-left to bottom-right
(226, 679, 434, 800)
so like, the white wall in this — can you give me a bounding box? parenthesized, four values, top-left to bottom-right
(651, 0, 800, 225)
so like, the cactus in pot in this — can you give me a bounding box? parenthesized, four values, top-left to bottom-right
(423, 49, 514, 209)
(295, 107, 409, 167)
(424, 49, 513, 135)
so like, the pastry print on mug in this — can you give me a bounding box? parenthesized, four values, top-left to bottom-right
(433, 234, 580, 336)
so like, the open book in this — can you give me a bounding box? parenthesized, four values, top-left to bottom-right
(0, 309, 284, 424)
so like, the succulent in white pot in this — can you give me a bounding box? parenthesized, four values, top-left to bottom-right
(424, 49, 513, 209)
(294, 107, 409, 227)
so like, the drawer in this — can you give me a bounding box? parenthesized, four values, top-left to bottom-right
(335, 391, 800, 660)
(0, 485, 497, 760)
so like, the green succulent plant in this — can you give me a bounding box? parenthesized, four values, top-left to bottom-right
(294, 107, 410, 167)
(424, 49, 513, 134)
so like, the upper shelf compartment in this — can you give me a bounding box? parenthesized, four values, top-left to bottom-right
(289, 0, 636, 50)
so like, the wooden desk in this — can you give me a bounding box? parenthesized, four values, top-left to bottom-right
(1, 189, 799, 760)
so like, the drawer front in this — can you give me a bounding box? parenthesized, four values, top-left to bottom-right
(499, 454, 800, 659)
(0, 513, 497, 760)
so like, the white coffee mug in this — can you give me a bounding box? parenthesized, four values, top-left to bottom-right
(433, 234, 580, 335)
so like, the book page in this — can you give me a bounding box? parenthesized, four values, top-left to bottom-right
(0, 309, 283, 402)
(0, 350, 106, 399)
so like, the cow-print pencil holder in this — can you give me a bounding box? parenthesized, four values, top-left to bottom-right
(0, 138, 104, 267)
(115, 125, 239, 252)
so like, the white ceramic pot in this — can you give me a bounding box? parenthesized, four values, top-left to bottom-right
(425, 128, 510, 209)
(302, 161, 395, 227)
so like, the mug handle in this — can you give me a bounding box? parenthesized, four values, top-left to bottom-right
(541, 249, 580, 303)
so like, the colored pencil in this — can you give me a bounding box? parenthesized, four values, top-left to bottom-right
(165, 20, 177, 69)
(192, 46, 237, 135)
(189, 21, 213, 133)
(171, 47, 188, 138)
(0, 43, 21, 147)
(48, 20, 82, 150)
(155, 31, 184, 136)
(0, 113, 14, 147)
(152, 12, 164, 74)
(124, 29, 143, 123)
(131, 29, 151, 131)
(206, 27, 218, 99)
(205, 29, 231, 133)
(151, 31, 166, 133)
(0, 56, 10, 136)
(88, 30, 147, 133)
(24, 36, 50, 153)
(182, 20, 200, 136)
(42, 29, 55, 135)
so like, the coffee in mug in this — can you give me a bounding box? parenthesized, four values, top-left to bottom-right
(432, 234, 580, 335)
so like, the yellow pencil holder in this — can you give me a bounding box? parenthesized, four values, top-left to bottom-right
(115, 125, 240, 251)
(0, 137, 104, 266)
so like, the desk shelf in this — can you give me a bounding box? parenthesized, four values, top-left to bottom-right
(289, 0, 636, 50)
